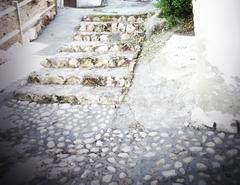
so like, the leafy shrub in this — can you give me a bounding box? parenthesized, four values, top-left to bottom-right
(155, 0, 193, 27)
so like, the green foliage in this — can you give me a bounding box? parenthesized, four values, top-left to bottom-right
(99, 15, 112, 22)
(155, 0, 193, 27)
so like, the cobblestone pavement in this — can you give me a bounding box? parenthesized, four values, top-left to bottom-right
(0, 100, 240, 185)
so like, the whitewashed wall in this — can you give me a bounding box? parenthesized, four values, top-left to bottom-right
(193, 0, 240, 79)
(191, 0, 240, 132)
(76, 0, 102, 7)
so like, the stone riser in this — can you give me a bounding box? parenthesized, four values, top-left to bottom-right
(28, 73, 130, 87)
(59, 42, 141, 53)
(14, 85, 124, 105)
(73, 32, 145, 43)
(81, 14, 148, 22)
(42, 56, 136, 69)
(15, 93, 121, 105)
(77, 22, 145, 33)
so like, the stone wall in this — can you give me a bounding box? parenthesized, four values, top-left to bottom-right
(0, 0, 57, 49)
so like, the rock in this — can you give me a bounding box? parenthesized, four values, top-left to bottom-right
(95, 134, 101, 140)
(144, 152, 156, 158)
(84, 138, 95, 144)
(47, 141, 55, 148)
(162, 170, 177, 178)
(139, 132, 147, 138)
(121, 146, 131, 153)
(206, 148, 215, 154)
(150, 180, 158, 185)
(107, 157, 116, 164)
(118, 153, 129, 158)
(90, 147, 99, 153)
(121, 33, 130, 41)
(24, 28, 38, 42)
(96, 140, 103, 147)
(149, 132, 158, 137)
(189, 147, 203, 152)
(201, 135, 207, 143)
(214, 155, 225, 161)
(174, 161, 183, 169)
(160, 133, 169, 137)
(59, 176, 68, 184)
(68, 58, 78, 67)
(143, 175, 151, 180)
(102, 174, 112, 183)
(179, 168, 186, 175)
(81, 169, 91, 178)
(126, 24, 136, 33)
(102, 147, 109, 153)
(207, 131, 214, 136)
(95, 163, 103, 168)
(196, 163, 208, 171)
(107, 166, 116, 173)
(73, 167, 81, 172)
(89, 153, 98, 158)
(206, 142, 215, 147)
(213, 137, 223, 144)
(119, 172, 127, 179)
(95, 45, 108, 53)
(156, 159, 165, 165)
(218, 132, 225, 139)
(112, 146, 118, 152)
(78, 149, 89, 154)
(91, 180, 100, 185)
(183, 157, 193, 164)
(83, 132, 94, 138)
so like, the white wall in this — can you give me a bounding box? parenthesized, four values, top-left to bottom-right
(191, 0, 240, 132)
(76, 0, 102, 7)
(57, 0, 64, 8)
(193, 0, 240, 79)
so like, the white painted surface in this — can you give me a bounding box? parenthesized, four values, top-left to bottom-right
(77, 0, 102, 7)
(191, 0, 240, 132)
(193, 0, 240, 79)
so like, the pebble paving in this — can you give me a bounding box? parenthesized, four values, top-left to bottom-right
(0, 100, 240, 185)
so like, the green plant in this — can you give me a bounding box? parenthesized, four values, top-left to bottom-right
(155, 0, 193, 27)
(99, 15, 112, 22)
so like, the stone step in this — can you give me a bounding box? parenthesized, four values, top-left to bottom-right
(81, 13, 149, 22)
(14, 84, 123, 105)
(59, 41, 141, 53)
(28, 67, 131, 87)
(73, 31, 145, 42)
(41, 52, 137, 69)
(76, 21, 145, 33)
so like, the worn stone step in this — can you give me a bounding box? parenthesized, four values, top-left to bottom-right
(81, 13, 149, 22)
(73, 31, 145, 42)
(41, 52, 137, 69)
(28, 67, 131, 87)
(76, 21, 145, 33)
(14, 84, 123, 105)
(59, 41, 141, 53)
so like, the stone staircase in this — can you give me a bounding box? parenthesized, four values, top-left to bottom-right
(14, 13, 152, 105)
